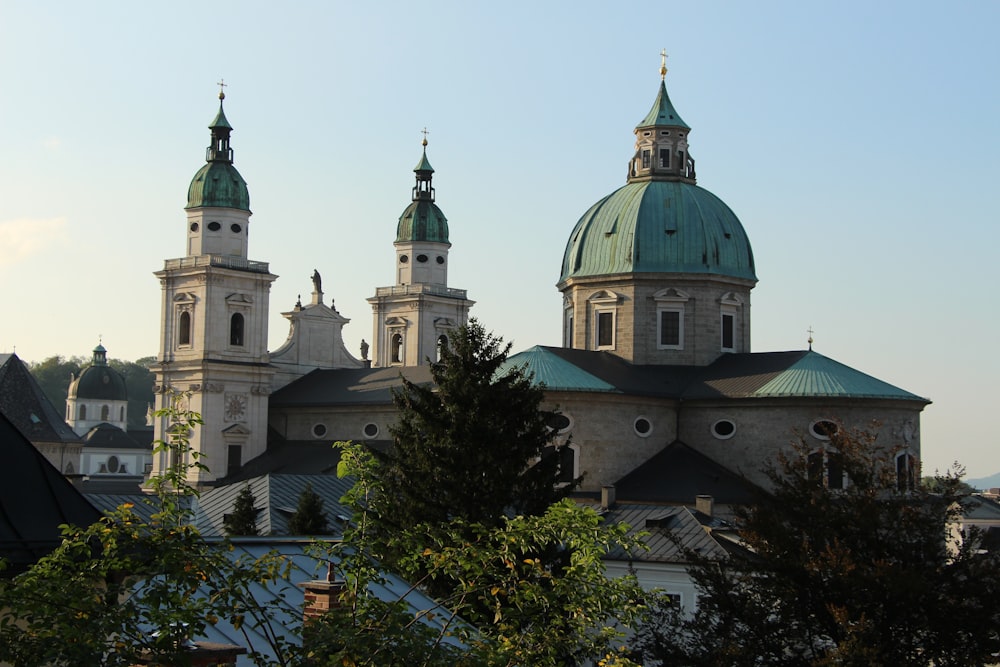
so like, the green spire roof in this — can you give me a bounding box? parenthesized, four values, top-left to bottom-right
(637, 80, 689, 129)
(414, 147, 434, 173)
(210, 100, 233, 130)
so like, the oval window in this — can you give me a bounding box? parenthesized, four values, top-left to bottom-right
(810, 419, 839, 440)
(190, 222, 199, 232)
(399, 255, 409, 264)
(546, 413, 572, 434)
(363, 423, 379, 438)
(416, 254, 428, 263)
(712, 419, 736, 440)
(207, 221, 222, 231)
(231, 223, 242, 233)
(634, 417, 652, 437)
(312, 423, 327, 438)
(436, 256, 445, 264)
(107, 455, 120, 474)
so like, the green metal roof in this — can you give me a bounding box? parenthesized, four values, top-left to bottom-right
(501, 346, 619, 393)
(396, 200, 449, 243)
(637, 80, 689, 129)
(560, 180, 755, 282)
(749, 351, 926, 401)
(210, 101, 233, 130)
(414, 148, 434, 173)
(186, 161, 251, 210)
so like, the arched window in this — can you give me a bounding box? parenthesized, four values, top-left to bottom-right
(79, 405, 86, 420)
(230, 312, 245, 346)
(808, 449, 845, 490)
(178, 311, 191, 346)
(391, 333, 403, 363)
(896, 451, 917, 491)
(101, 404, 110, 421)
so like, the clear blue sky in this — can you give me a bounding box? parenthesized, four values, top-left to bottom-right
(1, 1, 998, 477)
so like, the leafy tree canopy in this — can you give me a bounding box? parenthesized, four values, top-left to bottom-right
(635, 424, 1000, 666)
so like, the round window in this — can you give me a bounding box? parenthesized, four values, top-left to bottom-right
(416, 254, 428, 263)
(634, 417, 652, 437)
(190, 222, 199, 232)
(107, 455, 120, 474)
(312, 423, 327, 438)
(207, 221, 222, 231)
(363, 423, 379, 438)
(810, 419, 839, 440)
(230, 223, 242, 233)
(436, 256, 445, 264)
(399, 255, 409, 264)
(546, 412, 572, 434)
(712, 419, 736, 440)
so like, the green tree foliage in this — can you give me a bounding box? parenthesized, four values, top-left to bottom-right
(224, 483, 260, 536)
(0, 395, 296, 666)
(288, 483, 331, 535)
(375, 318, 578, 531)
(28, 354, 86, 411)
(301, 442, 646, 666)
(635, 424, 1000, 666)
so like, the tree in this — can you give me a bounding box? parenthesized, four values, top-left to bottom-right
(288, 483, 331, 535)
(224, 483, 260, 536)
(374, 318, 578, 532)
(108, 356, 156, 428)
(28, 354, 86, 410)
(635, 423, 1000, 666)
(300, 441, 646, 667)
(0, 394, 296, 666)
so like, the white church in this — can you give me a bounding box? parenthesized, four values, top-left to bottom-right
(150, 62, 929, 504)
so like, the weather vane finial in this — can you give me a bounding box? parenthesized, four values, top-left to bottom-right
(217, 78, 227, 101)
(660, 49, 668, 81)
(807, 326, 814, 351)
(421, 127, 429, 148)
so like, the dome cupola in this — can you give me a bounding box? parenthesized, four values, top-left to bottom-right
(396, 136, 449, 244)
(186, 88, 250, 211)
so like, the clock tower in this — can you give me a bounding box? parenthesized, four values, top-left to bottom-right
(151, 89, 276, 485)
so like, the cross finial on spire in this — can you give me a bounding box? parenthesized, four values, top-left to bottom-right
(217, 78, 227, 100)
(660, 49, 668, 81)
(807, 326, 814, 351)
(421, 127, 429, 147)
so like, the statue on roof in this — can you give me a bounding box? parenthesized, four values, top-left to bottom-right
(311, 269, 322, 294)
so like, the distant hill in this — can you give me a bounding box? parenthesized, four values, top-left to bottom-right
(967, 473, 1000, 491)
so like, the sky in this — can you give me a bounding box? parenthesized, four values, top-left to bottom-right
(1, 1, 998, 478)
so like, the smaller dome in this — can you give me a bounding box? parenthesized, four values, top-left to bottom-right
(396, 200, 449, 244)
(186, 162, 250, 210)
(75, 364, 128, 402)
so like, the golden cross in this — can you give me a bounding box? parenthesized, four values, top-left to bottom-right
(660, 49, 668, 80)
(217, 78, 227, 100)
(421, 127, 429, 146)
(807, 326, 814, 350)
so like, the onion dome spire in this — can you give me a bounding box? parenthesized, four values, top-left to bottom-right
(412, 128, 435, 202)
(186, 81, 250, 211)
(628, 51, 695, 183)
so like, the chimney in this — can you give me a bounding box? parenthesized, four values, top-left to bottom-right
(601, 485, 616, 510)
(300, 563, 347, 622)
(695, 495, 714, 517)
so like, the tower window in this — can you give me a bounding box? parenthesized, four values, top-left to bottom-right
(230, 313, 245, 346)
(178, 311, 192, 346)
(896, 451, 917, 491)
(190, 223, 199, 232)
(436, 255, 444, 264)
(207, 221, 222, 231)
(658, 309, 682, 349)
(597, 311, 614, 348)
(417, 254, 428, 263)
(227, 445, 242, 476)
(437, 335, 448, 361)
(230, 223, 242, 233)
(391, 333, 403, 363)
(120, 406, 125, 421)
(641, 150, 651, 169)
(721, 313, 735, 351)
(79, 405, 86, 420)
(659, 149, 670, 168)
(101, 405, 110, 421)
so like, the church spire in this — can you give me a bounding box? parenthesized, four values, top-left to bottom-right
(412, 129, 435, 202)
(206, 80, 234, 164)
(628, 51, 695, 183)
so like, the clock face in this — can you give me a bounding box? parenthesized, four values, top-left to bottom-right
(225, 393, 247, 421)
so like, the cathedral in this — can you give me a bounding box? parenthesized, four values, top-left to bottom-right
(152, 61, 929, 501)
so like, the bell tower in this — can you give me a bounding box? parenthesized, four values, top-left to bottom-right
(368, 136, 474, 366)
(151, 86, 276, 485)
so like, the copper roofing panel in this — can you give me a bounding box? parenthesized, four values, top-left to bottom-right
(501, 346, 619, 393)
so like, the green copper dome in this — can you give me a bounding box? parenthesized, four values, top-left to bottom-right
(185, 97, 250, 211)
(187, 162, 250, 210)
(560, 180, 755, 282)
(396, 144, 449, 244)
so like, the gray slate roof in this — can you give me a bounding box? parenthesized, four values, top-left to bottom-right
(269, 365, 434, 408)
(0, 353, 81, 445)
(0, 411, 100, 572)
